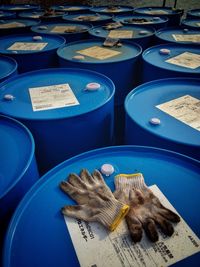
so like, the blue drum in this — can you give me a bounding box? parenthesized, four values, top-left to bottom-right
(2, 145, 200, 267)
(155, 27, 200, 45)
(0, 115, 39, 256)
(0, 18, 40, 36)
(0, 33, 65, 73)
(181, 18, 200, 30)
(134, 6, 183, 26)
(31, 22, 92, 42)
(142, 43, 200, 82)
(0, 68, 115, 174)
(89, 24, 155, 49)
(57, 39, 142, 144)
(18, 10, 66, 22)
(125, 77, 200, 161)
(90, 5, 134, 16)
(0, 55, 17, 82)
(0, 11, 16, 19)
(0, 4, 39, 14)
(62, 13, 113, 26)
(113, 14, 169, 30)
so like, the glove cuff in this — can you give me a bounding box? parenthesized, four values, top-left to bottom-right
(115, 173, 147, 195)
(98, 199, 129, 231)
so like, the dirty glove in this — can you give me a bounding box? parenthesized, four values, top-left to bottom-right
(114, 173, 180, 242)
(60, 169, 129, 231)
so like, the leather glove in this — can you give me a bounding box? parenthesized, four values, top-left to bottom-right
(114, 173, 180, 242)
(60, 169, 129, 231)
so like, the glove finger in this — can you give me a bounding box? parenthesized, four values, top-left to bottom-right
(68, 172, 88, 189)
(61, 205, 93, 221)
(143, 218, 159, 242)
(60, 181, 86, 204)
(92, 169, 106, 184)
(125, 212, 143, 243)
(80, 169, 94, 184)
(158, 207, 180, 223)
(154, 215, 174, 236)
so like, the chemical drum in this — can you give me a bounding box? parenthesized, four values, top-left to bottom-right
(113, 14, 169, 30)
(62, 13, 113, 26)
(2, 145, 200, 267)
(125, 77, 200, 161)
(0, 18, 40, 36)
(31, 22, 92, 42)
(134, 6, 183, 27)
(181, 18, 200, 30)
(18, 10, 66, 22)
(51, 5, 90, 14)
(0, 68, 115, 174)
(142, 43, 200, 82)
(89, 24, 155, 49)
(0, 4, 39, 14)
(57, 39, 142, 144)
(155, 27, 200, 45)
(0, 55, 17, 82)
(90, 5, 134, 16)
(0, 115, 39, 255)
(0, 33, 65, 73)
(186, 9, 200, 20)
(0, 11, 16, 19)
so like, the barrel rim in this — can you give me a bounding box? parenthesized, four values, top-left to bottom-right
(0, 114, 36, 199)
(134, 6, 183, 15)
(113, 14, 169, 23)
(0, 54, 18, 79)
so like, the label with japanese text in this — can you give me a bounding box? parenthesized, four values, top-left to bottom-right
(165, 52, 200, 69)
(77, 46, 121, 60)
(172, 34, 200, 43)
(64, 185, 200, 267)
(108, 30, 133, 39)
(7, 42, 48, 51)
(0, 22, 25, 28)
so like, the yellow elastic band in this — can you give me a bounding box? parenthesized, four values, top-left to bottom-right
(115, 173, 142, 179)
(109, 204, 130, 231)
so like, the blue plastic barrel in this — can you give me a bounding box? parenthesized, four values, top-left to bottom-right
(113, 14, 169, 30)
(0, 18, 40, 36)
(134, 6, 183, 26)
(18, 10, 66, 22)
(125, 78, 200, 161)
(2, 145, 200, 267)
(0, 33, 65, 73)
(0, 11, 16, 19)
(0, 55, 17, 82)
(142, 43, 200, 82)
(31, 22, 92, 42)
(0, 68, 115, 174)
(89, 24, 155, 49)
(90, 5, 134, 16)
(181, 18, 200, 30)
(62, 13, 113, 26)
(51, 5, 90, 14)
(186, 9, 200, 19)
(0, 4, 39, 14)
(155, 27, 200, 45)
(0, 115, 39, 256)
(57, 39, 142, 144)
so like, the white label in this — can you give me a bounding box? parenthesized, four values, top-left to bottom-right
(108, 30, 133, 38)
(145, 10, 168, 15)
(64, 185, 200, 267)
(77, 46, 121, 60)
(172, 34, 200, 42)
(50, 26, 76, 33)
(74, 15, 99, 21)
(102, 8, 121, 13)
(156, 95, 200, 131)
(29, 83, 79, 111)
(7, 42, 48, 51)
(61, 7, 81, 11)
(196, 22, 200, 27)
(165, 52, 200, 69)
(0, 22, 25, 29)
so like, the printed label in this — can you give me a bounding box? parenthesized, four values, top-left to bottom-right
(145, 10, 168, 14)
(77, 45, 121, 60)
(156, 95, 200, 131)
(0, 22, 25, 28)
(74, 15, 99, 21)
(50, 25, 77, 33)
(102, 8, 121, 13)
(165, 52, 200, 69)
(172, 34, 200, 42)
(108, 30, 133, 38)
(29, 83, 79, 111)
(64, 185, 200, 267)
(7, 42, 48, 51)
(61, 7, 81, 11)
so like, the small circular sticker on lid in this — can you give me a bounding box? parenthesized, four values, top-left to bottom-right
(183, 28, 189, 32)
(85, 82, 101, 91)
(149, 117, 161, 125)
(4, 94, 15, 101)
(159, 48, 171, 55)
(72, 55, 85, 60)
(38, 25, 48, 30)
(33, 35, 43, 41)
(139, 30, 149, 35)
(100, 163, 114, 176)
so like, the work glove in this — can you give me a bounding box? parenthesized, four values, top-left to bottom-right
(60, 169, 129, 231)
(114, 173, 180, 242)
